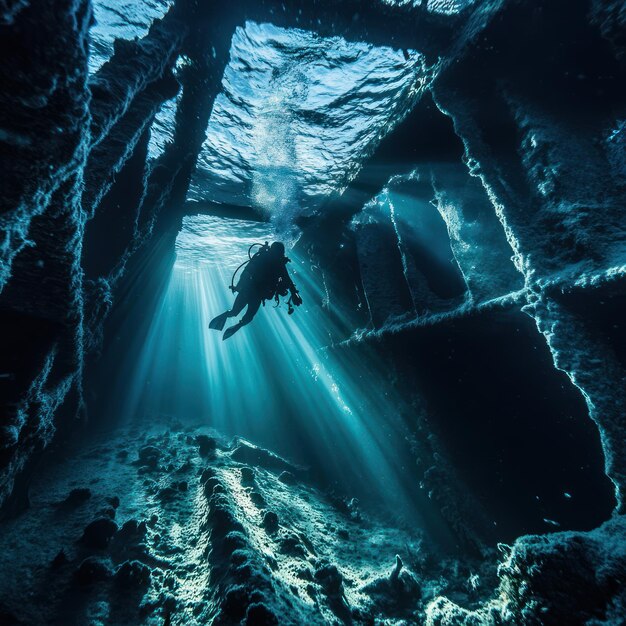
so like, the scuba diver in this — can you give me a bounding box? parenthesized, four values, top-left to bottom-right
(209, 241, 303, 340)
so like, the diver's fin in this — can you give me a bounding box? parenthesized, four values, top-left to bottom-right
(209, 312, 229, 331)
(223, 323, 243, 341)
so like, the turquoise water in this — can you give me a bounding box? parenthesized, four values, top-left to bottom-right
(113, 215, 452, 543)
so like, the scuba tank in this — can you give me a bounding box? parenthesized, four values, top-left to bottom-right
(229, 242, 269, 293)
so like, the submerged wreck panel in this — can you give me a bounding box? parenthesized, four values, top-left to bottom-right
(0, 0, 625, 624)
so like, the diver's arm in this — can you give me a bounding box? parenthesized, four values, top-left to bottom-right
(282, 265, 302, 305)
(279, 263, 296, 292)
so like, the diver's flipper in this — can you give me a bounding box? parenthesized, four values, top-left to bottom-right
(223, 323, 243, 341)
(209, 312, 229, 331)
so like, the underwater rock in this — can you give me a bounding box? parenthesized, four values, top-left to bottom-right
(99, 506, 116, 519)
(88, 4, 186, 147)
(262, 511, 279, 534)
(137, 445, 161, 469)
(115, 559, 151, 587)
(175, 460, 192, 474)
(222, 531, 248, 557)
(158, 480, 188, 499)
(60, 487, 91, 507)
(363, 554, 422, 614)
(278, 532, 308, 559)
(314, 562, 345, 596)
(116, 518, 147, 545)
(240, 466, 256, 486)
(426, 516, 626, 625)
(244, 602, 279, 626)
(250, 491, 266, 507)
(221, 585, 255, 623)
(297, 566, 314, 582)
(51, 549, 67, 569)
(278, 470, 296, 485)
(196, 434, 217, 457)
(74, 556, 113, 585)
(314, 562, 352, 623)
(107, 495, 120, 508)
(0, 424, 561, 624)
(80, 517, 118, 549)
(230, 440, 303, 477)
(496, 518, 626, 625)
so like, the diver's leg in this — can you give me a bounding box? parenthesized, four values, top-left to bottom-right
(240, 298, 261, 326)
(222, 298, 262, 340)
(209, 291, 248, 330)
(229, 292, 248, 317)
(209, 292, 248, 330)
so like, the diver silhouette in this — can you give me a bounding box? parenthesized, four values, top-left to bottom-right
(209, 241, 303, 340)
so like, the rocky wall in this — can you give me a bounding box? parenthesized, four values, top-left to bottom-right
(0, 0, 193, 511)
(430, 0, 626, 508)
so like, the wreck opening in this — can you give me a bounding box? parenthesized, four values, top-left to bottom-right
(95, 211, 460, 550)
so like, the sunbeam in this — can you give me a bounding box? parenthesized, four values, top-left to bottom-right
(117, 215, 452, 541)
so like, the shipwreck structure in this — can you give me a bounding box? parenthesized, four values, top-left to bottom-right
(0, 0, 624, 623)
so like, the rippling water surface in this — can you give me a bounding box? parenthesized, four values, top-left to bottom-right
(89, 0, 173, 73)
(190, 21, 427, 222)
(175, 215, 274, 268)
(89, 2, 438, 227)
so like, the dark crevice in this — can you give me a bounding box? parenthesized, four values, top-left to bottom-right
(381, 307, 616, 542)
(83, 127, 152, 280)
